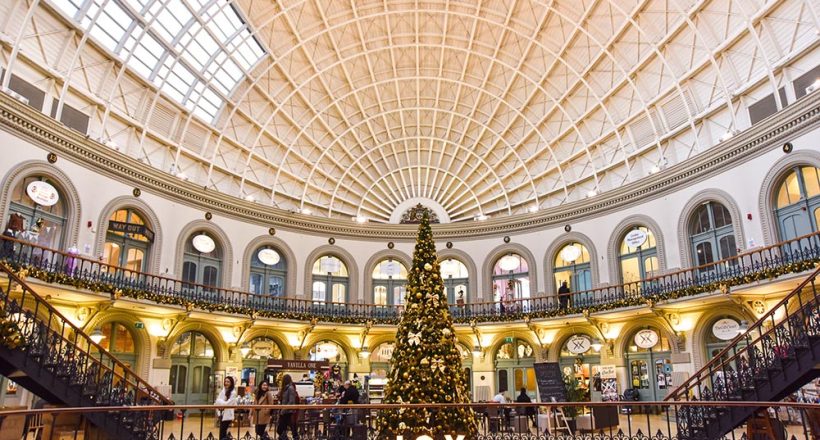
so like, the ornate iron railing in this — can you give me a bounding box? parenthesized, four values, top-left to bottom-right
(0, 231, 818, 325)
(665, 264, 820, 439)
(0, 261, 173, 409)
(0, 402, 817, 440)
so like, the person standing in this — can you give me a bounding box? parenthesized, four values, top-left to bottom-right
(215, 376, 237, 440)
(253, 381, 274, 440)
(276, 374, 299, 440)
(338, 380, 359, 404)
(558, 281, 571, 310)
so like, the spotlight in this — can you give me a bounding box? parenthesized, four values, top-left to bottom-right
(782, 142, 793, 153)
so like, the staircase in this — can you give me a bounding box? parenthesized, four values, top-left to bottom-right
(0, 263, 172, 440)
(666, 265, 820, 440)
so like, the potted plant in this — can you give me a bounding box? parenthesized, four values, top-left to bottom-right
(562, 373, 589, 432)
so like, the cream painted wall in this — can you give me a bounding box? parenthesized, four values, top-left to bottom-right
(0, 125, 817, 303)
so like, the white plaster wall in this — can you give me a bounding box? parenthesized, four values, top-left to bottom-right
(0, 126, 818, 302)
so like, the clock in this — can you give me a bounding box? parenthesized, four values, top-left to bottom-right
(634, 329, 659, 349)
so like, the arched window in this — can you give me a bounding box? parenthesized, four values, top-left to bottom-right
(370, 342, 395, 378)
(182, 232, 223, 288)
(689, 202, 736, 266)
(618, 226, 659, 284)
(774, 166, 820, 240)
(492, 254, 530, 306)
(312, 255, 349, 304)
(553, 242, 592, 293)
(371, 259, 408, 306)
(104, 208, 154, 272)
(249, 246, 287, 296)
(495, 338, 536, 396)
(6, 176, 67, 248)
(440, 258, 469, 305)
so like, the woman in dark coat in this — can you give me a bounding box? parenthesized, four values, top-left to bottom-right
(276, 375, 299, 440)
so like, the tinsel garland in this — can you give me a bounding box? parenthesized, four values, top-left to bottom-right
(4, 259, 817, 325)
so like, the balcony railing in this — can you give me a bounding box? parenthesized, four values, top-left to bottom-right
(0, 401, 817, 440)
(0, 231, 818, 324)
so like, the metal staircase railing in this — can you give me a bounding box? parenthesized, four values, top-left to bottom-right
(1, 231, 818, 324)
(0, 262, 172, 439)
(665, 264, 820, 440)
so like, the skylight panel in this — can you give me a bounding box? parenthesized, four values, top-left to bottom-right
(46, 0, 266, 123)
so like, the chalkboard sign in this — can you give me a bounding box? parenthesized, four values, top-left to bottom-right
(534, 362, 567, 403)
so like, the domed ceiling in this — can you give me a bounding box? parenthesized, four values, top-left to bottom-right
(7, 0, 816, 222)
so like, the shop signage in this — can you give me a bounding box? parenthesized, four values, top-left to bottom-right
(598, 365, 617, 379)
(560, 245, 582, 262)
(382, 260, 399, 276)
(192, 234, 216, 253)
(266, 360, 330, 370)
(377, 344, 395, 360)
(108, 220, 155, 242)
(624, 229, 648, 248)
(134, 322, 144, 329)
(566, 335, 591, 354)
(26, 181, 59, 206)
(634, 329, 659, 349)
(504, 336, 514, 344)
(712, 318, 740, 341)
(257, 248, 280, 266)
(252, 340, 274, 357)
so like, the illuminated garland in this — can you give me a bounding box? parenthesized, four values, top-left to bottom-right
(4, 259, 817, 325)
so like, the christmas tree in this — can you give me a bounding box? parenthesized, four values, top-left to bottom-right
(377, 210, 478, 439)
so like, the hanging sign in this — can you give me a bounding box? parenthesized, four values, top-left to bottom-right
(634, 329, 659, 349)
(107, 221, 155, 242)
(566, 335, 591, 354)
(192, 234, 216, 253)
(320, 257, 341, 273)
(266, 360, 330, 370)
(257, 248, 281, 266)
(712, 319, 740, 341)
(382, 261, 399, 276)
(26, 181, 59, 206)
(624, 229, 648, 248)
(560, 245, 582, 262)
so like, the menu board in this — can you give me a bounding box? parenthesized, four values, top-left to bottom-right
(533, 362, 568, 403)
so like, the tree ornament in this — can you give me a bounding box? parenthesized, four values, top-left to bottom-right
(424, 263, 432, 271)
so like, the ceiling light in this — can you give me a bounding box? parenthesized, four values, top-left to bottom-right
(499, 254, 520, 272)
(590, 339, 603, 352)
(104, 139, 120, 151)
(240, 346, 251, 357)
(359, 346, 370, 359)
(472, 346, 482, 357)
(300, 208, 312, 215)
(244, 194, 255, 202)
(175, 172, 189, 181)
(475, 214, 488, 221)
(89, 328, 105, 344)
(719, 130, 735, 142)
(586, 189, 598, 198)
(528, 205, 539, 213)
(352, 215, 368, 223)
(806, 78, 820, 94)
(649, 165, 661, 174)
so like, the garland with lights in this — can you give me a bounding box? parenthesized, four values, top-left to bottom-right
(1, 258, 816, 326)
(376, 210, 478, 439)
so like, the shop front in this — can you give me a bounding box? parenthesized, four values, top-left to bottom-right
(558, 334, 602, 401)
(239, 337, 284, 388)
(495, 338, 536, 400)
(624, 328, 672, 403)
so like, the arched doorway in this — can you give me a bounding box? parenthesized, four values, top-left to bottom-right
(169, 331, 216, 405)
(773, 165, 820, 240)
(309, 340, 348, 383)
(558, 334, 601, 402)
(240, 337, 283, 388)
(371, 259, 408, 306)
(94, 322, 137, 376)
(103, 208, 154, 272)
(311, 256, 349, 304)
(703, 316, 746, 363)
(6, 175, 68, 249)
(624, 327, 672, 402)
(494, 338, 536, 400)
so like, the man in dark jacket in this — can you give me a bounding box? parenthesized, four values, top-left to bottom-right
(515, 388, 536, 427)
(339, 380, 359, 404)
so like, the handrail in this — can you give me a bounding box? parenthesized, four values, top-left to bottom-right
(0, 230, 818, 323)
(0, 262, 173, 405)
(665, 263, 820, 401)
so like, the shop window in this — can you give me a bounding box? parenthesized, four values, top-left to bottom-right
(182, 231, 223, 288)
(104, 208, 154, 272)
(774, 166, 820, 241)
(5, 176, 67, 249)
(492, 254, 530, 312)
(249, 246, 287, 296)
(440, 258, 469, 305)
(372, 259, 408, 305)
(311, 255, 349, 304)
